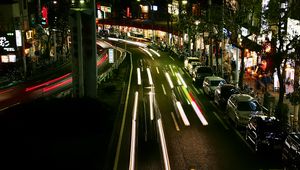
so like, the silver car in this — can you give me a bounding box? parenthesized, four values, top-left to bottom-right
(226, 94, 264, 128)
(202, 76, 226, 98)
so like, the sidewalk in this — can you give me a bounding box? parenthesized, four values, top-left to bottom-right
(243, 72, 295, 127)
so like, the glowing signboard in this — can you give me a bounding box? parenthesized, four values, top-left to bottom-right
(0, 32, 16, 51)
(109, 48, 114, 63)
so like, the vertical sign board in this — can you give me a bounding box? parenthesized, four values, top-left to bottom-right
(0, 32, 17, 63)
(109, 48, 114, 63)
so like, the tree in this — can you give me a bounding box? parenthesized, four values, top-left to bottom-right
(224, 0, 262, 87)
(263, 0, 300, 124)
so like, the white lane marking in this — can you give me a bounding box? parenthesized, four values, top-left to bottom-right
(176, 101, 190, 126)
(209, 101, 229, 130)
(234, 128, 254, 152)
(137, 68, 141, 85)
(157, 118, 171, 170)
(213, 111, 229, 130)
(161, 84, 167, 95)
(169, 56, 175, 61)
(146, 68, 153, 85)
(156, 67, 160, 74)
(129, 92, 139, 170)
(170, 112, 180, 131)
(0, 102, 20, 112)
(114, 52, 133, 170)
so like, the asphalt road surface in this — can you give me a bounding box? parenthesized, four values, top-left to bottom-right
(114, 40, 284, 170)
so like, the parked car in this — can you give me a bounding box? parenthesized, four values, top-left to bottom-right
(245, 115, 286, 152)
(192, 66, 213, 86)
(202, 76, 226, 98)
(282, 132, 300, 168)
(226, 94, 264, 128)
(214, 84, 240, 107)
(188, 61, 201, 75)
(184, 57, 200, 70)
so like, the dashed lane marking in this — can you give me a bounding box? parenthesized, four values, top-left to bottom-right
(170, 112, 180, 131)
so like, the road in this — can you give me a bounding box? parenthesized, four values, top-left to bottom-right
(114, 40, 284, 170)
(0, 38, 285, 170)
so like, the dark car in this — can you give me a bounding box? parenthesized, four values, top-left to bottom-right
(192, 66, 213, 86)
(214, 84, 239, 107)
(245, 115, 286, 153)
(282, 132, 300, 168)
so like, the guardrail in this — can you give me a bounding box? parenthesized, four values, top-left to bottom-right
(97, 47, 127, 86)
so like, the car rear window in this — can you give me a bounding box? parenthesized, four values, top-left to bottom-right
(237, 101, 261, 111)
(196, 67, 213, 74)
(210, 80, 224, 86)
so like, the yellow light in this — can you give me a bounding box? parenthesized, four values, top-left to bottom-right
(182, 0, 187, 5)
(80, 0, 84, 4)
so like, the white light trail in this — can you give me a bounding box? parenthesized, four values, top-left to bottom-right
(146, 68, 153, 85)
(169, 65, 175, 76)
(139, 47, 154, 60)
(137, 68, 141, 85)
(129, 92, 139, 170)
(157, 118, 171, 170)
(176, 101, 190, 126)
(150, 49, 161, 57)
(165, 72, 174, 89)
(121, 39, 147, 47)
(149, 91, 154, 121)
(176, 72, 187, 88)
(191, 101, 208, 126)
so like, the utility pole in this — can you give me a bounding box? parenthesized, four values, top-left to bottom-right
(70, 0, 97, 98)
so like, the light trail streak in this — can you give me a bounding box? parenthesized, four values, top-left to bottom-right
(146, 68, 153, 85)
(0, 88, 14, 95)
(129, 92, 139, 170)
(176, 101, 190, 126)
(191, 101, 208, 126)
(149, 90, 154, 121)
(165, 72, 174, 89)
(25, 73, 71, 92)
(150, 49, 160, 57)
(42, 77, 72, 93)
(176, 72, 187, 88)
(97, 54, 108, 66)
(182, 86, 192, 104)
(139, 47, 154, 60)
(189, 92, 208, 126)
(137, 68, 141, 85)
(157, 118, 171, 170)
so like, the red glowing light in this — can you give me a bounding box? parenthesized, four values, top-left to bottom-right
(25, 73, 71, 92)
(42, 77, 72, 93)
